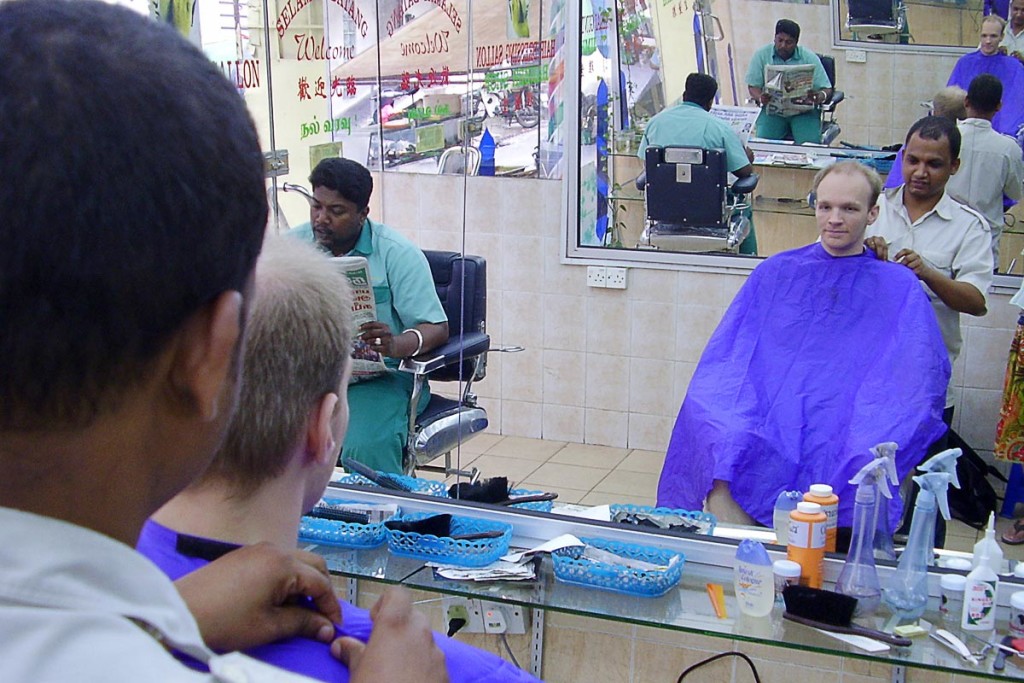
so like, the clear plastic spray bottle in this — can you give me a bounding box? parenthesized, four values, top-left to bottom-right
(882, 467, 958, 622)
(835, 448, 898, 616)
(869, 442, 899, 561)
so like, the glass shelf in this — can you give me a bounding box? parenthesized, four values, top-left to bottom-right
(306, 487, 1024, 680)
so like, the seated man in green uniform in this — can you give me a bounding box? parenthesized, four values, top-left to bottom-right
(746, 19, 832, 144)
(638, 73, 758, 254)
(288, 158, 448, 473)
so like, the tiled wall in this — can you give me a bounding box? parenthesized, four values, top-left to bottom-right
(716, 0, 962, 147)
(373, 172, 1015, 464)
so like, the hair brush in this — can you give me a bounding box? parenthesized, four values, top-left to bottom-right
(782, 585, 912, 647)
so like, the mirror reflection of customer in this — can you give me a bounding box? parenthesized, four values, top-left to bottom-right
(947, 15, 1024, 142)
(637, 73, 758, 254)
(288, 158, 449, 474)
(140, 237, 537, 683)
(657, 162, 948, 529)
(745, 20, 832, 144)
(883, 87, 967, 190)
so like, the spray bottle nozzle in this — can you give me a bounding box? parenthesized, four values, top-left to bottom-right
(849, 442, 900, 499)
(917, 448, 963, 489)
(912, 471, 956, 521)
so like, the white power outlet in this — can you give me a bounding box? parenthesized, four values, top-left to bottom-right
(481, 602, 528, 634)
(606, 267, 627, 289)
(586, 265, 607, 288)
(846, 49, 867, 63)
(442, 596, 484, 634)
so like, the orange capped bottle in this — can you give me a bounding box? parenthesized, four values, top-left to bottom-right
(804, 484, 839, 552)
(787, 501, 827, 588)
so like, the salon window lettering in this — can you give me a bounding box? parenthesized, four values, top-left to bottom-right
(386, 0, 463, 36)
(400, 67, 451, 90)
(218, 59, 260, 90)
(405, 104, 452, 120)
(294, 33, 355, 61)
(400, 30, 450, 57)
(331, 76, 358, 98)
(670, 1, 690, 18)
(299, 116, 353, 139)
(297, 76, 328, 101)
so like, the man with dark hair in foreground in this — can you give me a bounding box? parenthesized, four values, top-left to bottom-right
(0, 1, 443, 681)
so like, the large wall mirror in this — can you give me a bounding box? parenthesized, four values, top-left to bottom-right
(570, 0, 1024, 280)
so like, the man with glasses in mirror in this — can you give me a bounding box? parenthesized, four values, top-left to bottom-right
(745, 19, 832, 144)
(637, 73, 758, 254)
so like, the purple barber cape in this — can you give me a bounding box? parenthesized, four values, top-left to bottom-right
(137, 520, 539, 683)
(948, 51, 1024, 140)
(657, 243, 949, 530)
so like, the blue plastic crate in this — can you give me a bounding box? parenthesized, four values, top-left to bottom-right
(298, 499, 392, 549)
(609, 504, 717, 535)
(385, 512, 512, 567)
(552, 537, 685, 597)
(334, 472, 448, 498)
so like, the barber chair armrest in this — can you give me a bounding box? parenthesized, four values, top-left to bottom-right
(822, 90, 845, 112)
(635, 171, 646, 191)
(730, 173, 759, 195)
(399, 332, 490, 376)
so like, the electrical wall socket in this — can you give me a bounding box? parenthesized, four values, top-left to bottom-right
(586, 265, 607, 288)
(846, 49, 867, 63)
(441, 597, 527, 635)
(606, 267, 627, 289)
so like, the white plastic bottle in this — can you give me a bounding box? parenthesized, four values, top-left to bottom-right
(772, 491, 802, 546)
(734, 539, 774, 617)
(972, 512, 1004, 575)
(962, 545, 999, 631)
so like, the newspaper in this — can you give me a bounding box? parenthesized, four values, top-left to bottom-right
(763, 63, 816, 117)
(330, 256, 388, 383)
(710, 105, 760, 145)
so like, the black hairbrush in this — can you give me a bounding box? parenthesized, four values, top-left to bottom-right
(341, 457, 413, 492)
(782, 585, 912, 647)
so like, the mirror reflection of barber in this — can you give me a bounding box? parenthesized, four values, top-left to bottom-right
(746, 19, 833, 144)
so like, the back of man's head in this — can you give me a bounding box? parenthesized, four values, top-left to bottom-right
(200, 238, 353, 494)
(966, 73, 1003, 116)
(310, 158, 374, 211)
(931, 86, 968, 121)
(776, 19, 800, 41)
(906, 115, 962, 160)
(0, 0, 267, 432)
(682, 73, 719, 110)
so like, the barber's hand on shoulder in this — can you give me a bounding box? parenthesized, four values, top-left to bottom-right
(176, 543, 341, 652)
(892, 248, 930, 279)
(864, 236, 890, 262)
(332, 586, 448, 683)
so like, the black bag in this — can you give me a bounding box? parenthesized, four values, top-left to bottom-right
(946, 430, 1005, 530)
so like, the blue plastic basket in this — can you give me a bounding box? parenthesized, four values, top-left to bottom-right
(334, 472, 448, 498)
(385, 512, 512, 567)
(298, 499, 392, 549)
(507, 488, 555, 513)
(609, 504, 717, 535)
(552, 537, 685, 597)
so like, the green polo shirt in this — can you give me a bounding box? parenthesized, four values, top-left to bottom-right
(637, 101, 750, 174)
(745, 43, 831, 91)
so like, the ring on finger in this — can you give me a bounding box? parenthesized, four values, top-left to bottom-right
(374, 337, 382, 346)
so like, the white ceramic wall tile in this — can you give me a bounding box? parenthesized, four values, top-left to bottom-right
(586, 295, 633, 356)
(502, 235, 545, 293)
(501, 399, 542, 439)
(629, 269, 677, 304)
(628, 413, 673, 453)
(672, 361, 698, 410)
(584, 407, 629, 448)
(958, 388, 1002, 450)
(542, 403, 585, 443)
(542, 350, 586, 407)
(674, 305, 725, 364)
(971, 295, 1019, 329)
(500, 344, 543, 403)
(628, 358, 676, 417)
(500, 290, 543, 347)
(677, 270, 731, 309)
(629, 301, 678, 361)
(543, 294, 587, 351)
(962, 326, 1013, 390)
(584, 353, 631, 412)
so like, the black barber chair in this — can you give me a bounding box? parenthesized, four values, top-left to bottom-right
(847, 0, 905, 38)
(400, 250, 489, 481)
(635, 146, 758, 252)
(816, 54, 845, 146)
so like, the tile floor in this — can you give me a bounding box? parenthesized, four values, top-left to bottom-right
(423, 434, 1024, 561)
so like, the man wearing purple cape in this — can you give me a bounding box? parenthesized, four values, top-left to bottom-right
(657, 162, 950, 532)
(138, 239, 537, 683)
(947, 15, 1024, 143)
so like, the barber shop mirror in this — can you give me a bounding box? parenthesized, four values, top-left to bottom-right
(575, 0, 1024, 276)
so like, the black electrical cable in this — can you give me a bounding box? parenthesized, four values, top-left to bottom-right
(499, 632, 522, 670)
(676, 651, 761, 683)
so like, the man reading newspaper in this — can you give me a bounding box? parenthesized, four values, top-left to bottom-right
(746, 19, 832, 144)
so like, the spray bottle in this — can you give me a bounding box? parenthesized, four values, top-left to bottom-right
(881, 470, 956, 622)
(835, 450, 898, 616)
(868, 442, 899, 561)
